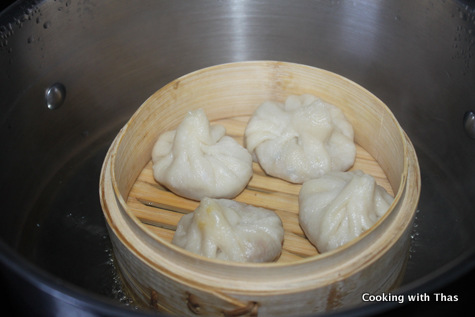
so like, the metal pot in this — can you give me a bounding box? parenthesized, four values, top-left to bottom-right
(1, 1, 474, 316)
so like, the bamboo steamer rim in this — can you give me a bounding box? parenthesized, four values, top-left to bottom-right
(101, 61, 420, 288)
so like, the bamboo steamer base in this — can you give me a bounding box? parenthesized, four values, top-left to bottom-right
(128, 115, 394, 263)
(100, 61, 421, 316)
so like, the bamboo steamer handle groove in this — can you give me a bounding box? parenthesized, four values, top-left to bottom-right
(148, 285, 259, 316)
(186, 292, 258, 316)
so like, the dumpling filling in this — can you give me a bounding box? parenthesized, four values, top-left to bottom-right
(298, 170, 394, 253)
(172, 198, 284, 263)
(245, 94, 356, 183)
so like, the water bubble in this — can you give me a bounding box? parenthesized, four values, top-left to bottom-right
(20, 13, 29, 22)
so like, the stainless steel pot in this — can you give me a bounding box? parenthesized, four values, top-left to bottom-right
(1, 1, 474, 316)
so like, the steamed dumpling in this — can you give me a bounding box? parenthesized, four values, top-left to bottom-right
(299, 170, 394, 253)
(244, 94, 356, 183)
(172, 198, 284, 262)
(152, 109, 253, 201)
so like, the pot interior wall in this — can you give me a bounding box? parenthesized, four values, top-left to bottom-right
(1, 0, 475, 315)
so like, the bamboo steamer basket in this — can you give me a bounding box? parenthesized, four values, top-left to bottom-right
(99, 61, 420, 316)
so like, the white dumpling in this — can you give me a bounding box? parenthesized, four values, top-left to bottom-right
(172, 198, 284, 263)
(152, 109, 253, 201)
(244, 94, 356, 183)
(298, 170, 394, 253)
